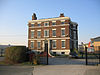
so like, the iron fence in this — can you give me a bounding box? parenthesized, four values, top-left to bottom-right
(85, 46, 100, 65)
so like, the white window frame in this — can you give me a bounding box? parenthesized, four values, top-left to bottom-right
(44, 30, 49, 37)
(52, 40, 56, 48)
(52, 21, 56, 26)
(37, 30, 41, 38)
(31, 30, 34, 38)
(61, 20, 65, 25)
(31, 41, 34, 48)
(61, 40, 65, 48)
(37, 22, 41, 27)
(52, 29, 56, 37)
(44, 22, 49, 26)
(31, 23, 35, 27)
(61, 28, 65, 37)
(37, 41, 41, 49)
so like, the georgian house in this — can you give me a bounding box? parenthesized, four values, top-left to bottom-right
(28, 13, 78, 55)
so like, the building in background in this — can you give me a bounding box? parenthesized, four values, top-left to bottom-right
(28, 13, 78, 55)
(91, 36, 100, 51)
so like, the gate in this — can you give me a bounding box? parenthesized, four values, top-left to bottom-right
(39, 41, 48, 65)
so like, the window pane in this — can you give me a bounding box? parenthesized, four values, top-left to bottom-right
(61, 29, 65, 36)
(61, 22, 64, 24)
(31, 42, 34, 48)
(62, 41, 65, 48)
(37, 31, 41, 37)
(31, 31, 34, 38)
(52, 30, 56, 36)
(31, 24, 34, 27)
(38, 24, 41, 26)
(44, 30, 49, 37)
(44, 23, 49, 26)
(38, 42, 41, 49)
(52, 22, 56, 25)
(52, 40, 56, 48)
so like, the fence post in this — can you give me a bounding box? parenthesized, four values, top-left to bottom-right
(85, 46, 88, 65)
(45, 42, 48, 65)
(99, 46, 100, 64)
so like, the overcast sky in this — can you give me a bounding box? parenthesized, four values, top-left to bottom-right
(0, 0, 100, 46)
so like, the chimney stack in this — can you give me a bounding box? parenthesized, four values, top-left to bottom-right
(60, 13, 64, 17)
(32, 13, 37, 20)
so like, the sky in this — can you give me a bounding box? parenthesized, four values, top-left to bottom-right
(0, 0, 100, 46)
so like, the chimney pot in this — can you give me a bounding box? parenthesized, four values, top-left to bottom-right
(32, 13, 37, 20)
(60, 13, 64, 17)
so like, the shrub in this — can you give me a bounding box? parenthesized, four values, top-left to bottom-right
(5, 46, 27, 63)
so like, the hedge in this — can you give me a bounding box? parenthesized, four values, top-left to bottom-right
(5, 46, 28, 63)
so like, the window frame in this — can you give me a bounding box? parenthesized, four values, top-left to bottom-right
(61, 20, 65, 25)
(37, 41, 41, 49)
(52, 40, 56, 48)
(31, 24, 34, 27)
(37, 30, 41, 38)
(61, 22, 65, 25)
(44, 30, 49, 37)
(52, 29, 56, 37)
(31, 30, 34, 38)
(44, 22, 49, 26)
(61, 28, 65, 37)
(31, 41, 34, 48)
(38, 24, 41, 26)
(61, 40, 65, 48)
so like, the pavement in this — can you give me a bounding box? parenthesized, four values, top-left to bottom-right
(33, 65, 100, 75)
(0, 66, 34, 75)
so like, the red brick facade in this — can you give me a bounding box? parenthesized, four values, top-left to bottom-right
(28, 13, 78, 55)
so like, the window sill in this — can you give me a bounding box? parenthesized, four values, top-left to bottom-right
(52, 36, 56, 37)
(62, 47, 65, 48)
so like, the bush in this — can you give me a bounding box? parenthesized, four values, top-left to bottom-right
(5, 46, 28, 63)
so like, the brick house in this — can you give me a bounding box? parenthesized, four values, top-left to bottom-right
(28, 13, 78, 55)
